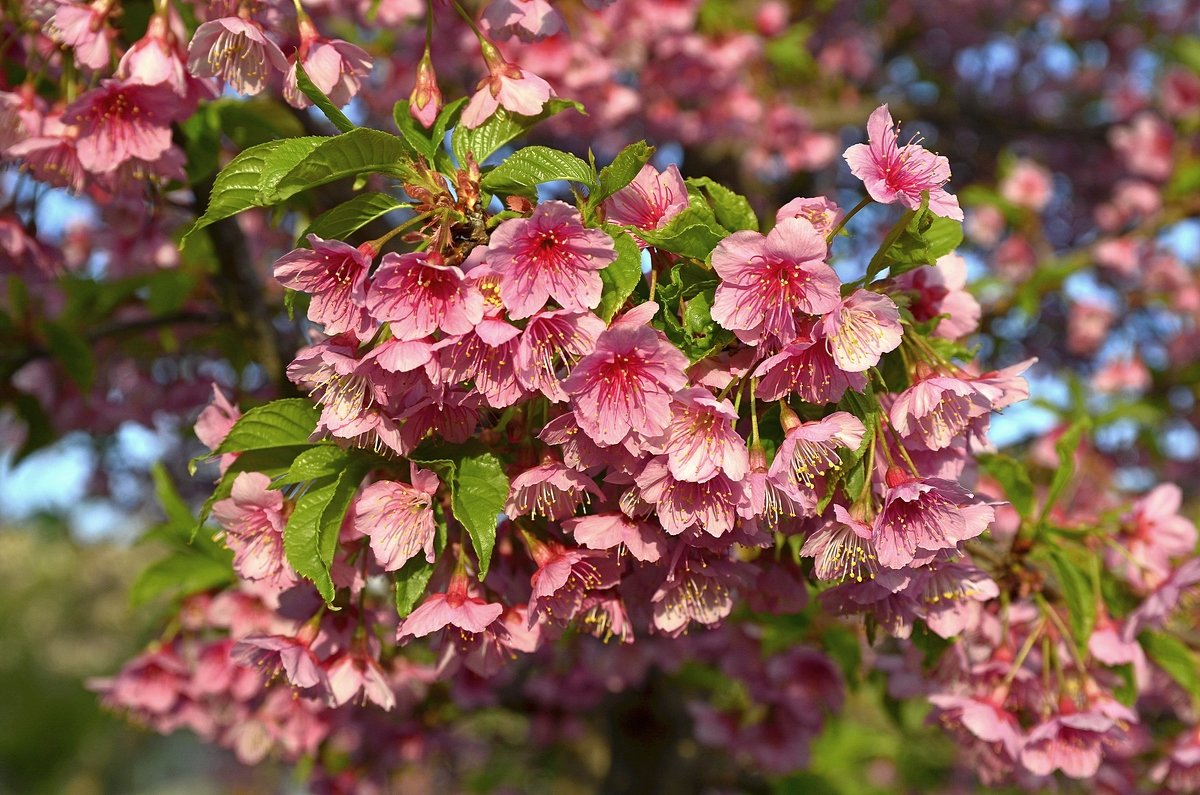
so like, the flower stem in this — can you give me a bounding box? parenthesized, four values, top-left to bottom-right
(826, 196, 871, 243)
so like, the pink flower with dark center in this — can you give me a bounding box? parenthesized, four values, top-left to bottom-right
(524, 535, 621, 626)
(506, 461, 603, 521)
(800, 504, 878, 582)
(1107, 483, 1197, 590)
(752, 324, 868, 404)
(325, 640, 395, 710)
(770, 410, 865, 490)
(872, 469, 995, 569)
(821, 289, 902, 372)
(894, 253, 980, 339)
(396, 387, 481, 453)
(843, 104, 963, 220)
(232, 633, 328, 691)
(355, 466, 439, 571)
(92, 645, 189, 715)
(484, 0, 564, 41)
(651, 555, 746, 637)
(1109, 112, 1174, 181)
(366, 251, 485, 341)
(461, 40, 553, 128)
(890, 374, 992, 452)
(605, 163, 689, 231)
(47, 0, 116, 70)
(187, 17, 289, 96)
(212, 472, 295, 587)
(483, 201, 616, 319)
(62, 80, 180, 175)
(538, 410, 644, 475)
(656, 387, 748, 483)
(561, 302, 689, 446)
(431, 315, 526, 408)
(928, 692, 1023, 773)
(273, 235, 374, 338)
(1000, 158, 1053, 211)
(1019, 709, 1120, 779)
(515, 309, 605, 401)
(561, 512, 667, 562)
(283, 19, 373, 109)
(397, 572, 504, 642)
(635, 456, 740, 537)
(776, 196, 843, 237)
(711, 217, 841, 345)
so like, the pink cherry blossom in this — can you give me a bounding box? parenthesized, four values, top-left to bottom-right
(710, 217, 841, 345)
(187, 17, 289, 96)
(635, 456, 740, 537)
(397, 572, 504, 641)
(366, 251, 485, 341)
(894, 253, 981, 340)
(355, 466, 439, 571)
(409, 49, 442, 128)
(47, 0, 116, 71)
(655, 387, 748, 483)
(1106, 484, 1197, 590)
(525, 538, 621, 626)
(1109, 112, 1174, 181)
(212, 472, 295, 587)
(1000, 158, 1054, 211)
(605, 163, 689, 231)
(325, 642, 395, 710)
(505, 460, 603, 520)
(1020, 710, 1120, 779)
(561, 302, 689, 446)
(872, 470, 995, 569)
(776, 196, 843, 237)
(561, 512, 667, 562)
(820, 289, 902, 372)
(483, 201, 616, 319)
(195, 384, 240, 453)
(651, 555, 745, 636)
(116, 13, 193, 96)
(432, 315, 527, 408)
(232, 633, 328, 692)
(273, 236, 374, 339)
(843, 104, 963, 220)
(739, 446, 813, 528)
(890, 374, 992, 451)
(485, 0, 565, 42)
(284, 19, 373, 109)
(769, 411, 865, 490)
(515, 310, 606, 401)
(801, 505, 878, 582)
(461, 40, 554, 129)
(753, 324, 869, 404)
(62, 80, 180, 175)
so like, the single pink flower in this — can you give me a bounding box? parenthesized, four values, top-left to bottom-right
(538, 410, 644, 474)
(483, 201, 615, 319)
(286, 335, 396, 440)
(1122, 557, 1200, 640)
(893, 253, 980, 339)
(769, 410, 865, 490)
(194, 383, 240, 452)
(635, 456, 740, 537)
(431, 315, 526, 408)
(1107, 484, 1198, 590)
(515, 309, 605, 401)
(324, 641, 395, 710)
(752, 325, 868, 404)
(819, 578, 918, 638)
(212, 472, 295, 587)
(889, 373, 992, 452)
(484, 0, 564, 42)
(928, 692, 1023, 767)
(366, 251, 485, 340)
(820, 289, 902, 372)
(710, 217, 841, 345)
(397, 572, 504, 641)
(891, 560, 999, 638)
(408, 48, 441, 128)
(843, 104, 963, 220)
(561, 512, 667, 563)
(1109, 112, 1174, 181)
(776, 196, 843, 237)
(561, 302, 689, 446)
(461, 40, 553, 129)
(283, 19, 373, 109)
(1019, 709, 1119, 779)
(116, 12, 197, 97)
(273, 235, 374, 338)
(650, 555, 745, 636)
(62, 80, 179, 175)
(506, 461, 603, 521)
(47, 0, 116, 71)
(5, 114, 87, 193)
(232, 633, 328, 691)
(524, 536, 621, 626)
(605, 163, 689, 231)
(739, 446, 813, 528)
(92, 646, 189, 715)
(1000, 158, 1053, 211)
(872, 469, 995, 569)
(355, 467, 439, 571)
(396, 386, 482, 453)
(801, 504, 878, 582)
(187, 17, 289, 96)
(655, 387, 748, 483)
(972, 357, 1035, 411)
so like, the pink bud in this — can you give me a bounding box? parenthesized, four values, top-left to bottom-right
(409, 50, 441, 129)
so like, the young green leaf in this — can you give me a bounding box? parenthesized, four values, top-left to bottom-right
(394, 556, 436, 617)
(596, 231, 643, 321)
(686, 177, 758, 232)
(215, 399, 321, 455)
(451, 99, 585, 167)
(1039, 416, 1091, 524)
(1047, 549, 1097, 654)
(1139, 631, 1200, 703)
(452, 452, 509, 579)
(591, 141, 655, 207)
(635, 205, 726, 261)
(480, 145, 598, 194)
(129, 548, 235, 607)
(272, 129, 416, 202)
(283, 459, 369, 604)
(300, 192, 408, 243)
(295, 62, 356, 133)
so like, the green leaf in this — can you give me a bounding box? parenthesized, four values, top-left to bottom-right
(869, 196, 963, 281)
(41, 320, 94, 390)
(591, 141, 655, 208)
(1139, 631, 1200, 702)
(283, 459, 369, 604)
(452, 452, 508, 579)
(216, 97, 306, 148)
(481, 145, 597, 194)
(1048, 549, 1096, 654)
(129, 548, 235, 606)
(394, 556, 436, 618)
(214, 399, 320, 455)
(272, 129, 415, 203)
(277, 444, 351, 485)
(182, 136, 325, 246)
(151, 463, 194, 534)
(635, 204, 726, 261)
(597, 231, 643, 321)
(192, 445, 314, 536)
(977, 453, 1035, 519)
(1039, 416, 1091, 524)
(300, 192, 408, 243)
(686, 177, 758, 232)
(451, 98, 585, 167)
(295, 62, 356, 133)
